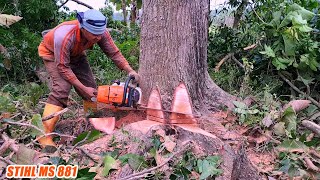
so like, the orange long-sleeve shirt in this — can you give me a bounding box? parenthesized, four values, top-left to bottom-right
(38, 20, 129, 82)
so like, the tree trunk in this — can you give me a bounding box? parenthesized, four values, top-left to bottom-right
(122, 0, 127, 25)
(139, 0, 235, 114)
(233, 0, 248, 28)
(130, 0, 137, 25)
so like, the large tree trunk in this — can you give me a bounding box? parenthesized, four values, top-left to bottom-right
(139, 0, 235, 114)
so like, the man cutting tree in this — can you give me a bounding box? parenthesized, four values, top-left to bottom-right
(37, 9, 139, 148)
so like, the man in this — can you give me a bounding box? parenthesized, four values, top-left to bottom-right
(38, 9, 139, 148)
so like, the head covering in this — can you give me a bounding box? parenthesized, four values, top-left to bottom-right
(77, 9, 107, 35)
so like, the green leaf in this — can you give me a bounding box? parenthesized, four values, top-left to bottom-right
(269, 11, 282, 28)
(279, 158, 292, 173)
(197, 159, 203, 173)
(102, 156, 117, 176)
(119, 154, 147, 171)
(297, 75, 314, 86)
(300, 54, 319, 71)
(31, 114, 45, 136)
(200, 160, 211, 179)
(72, 130, 102, 145)
(292, 14, 307, 26)
(289, 3, 315, 20)
(305, 105, 318, 116)
(232, 101, 247, 109)
(282, 33, 296, 56)
(277, 139, 308, 153)
(298, 25, 313, 32)
(205, 155, 221, 165)
(76, 168, 97, 179)
(247, 109, 259, 114)
(199, 159, 222, 179)
(279, 11, 297, 29)
(260, 45, 275, 58)
(272, 58, 288, 70)
(281, 107, 297, 137)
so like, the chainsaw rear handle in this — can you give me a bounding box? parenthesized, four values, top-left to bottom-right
(121, 75, 139, 106)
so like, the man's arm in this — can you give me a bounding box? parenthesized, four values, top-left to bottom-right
(97, 31, 134, 73)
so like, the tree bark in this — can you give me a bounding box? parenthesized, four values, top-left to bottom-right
(130, 0, 137, 24)
(122, 0, 127, 25)
(233, 0, 248, 28)
(139, 0, 235, 114)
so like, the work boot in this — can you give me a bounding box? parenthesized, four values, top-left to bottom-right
(83, 100, 97, 114)
(38, 103, 62, 148)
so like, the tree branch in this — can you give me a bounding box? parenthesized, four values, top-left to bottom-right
(3, 119, 76, 141)
(231, 55, 244, 69)
(302, 120, 320, 137)
(58, 0, 70, 9)
(3, 119, 46, 135)
(70, 0, 93, 9)
(42, 108, 69, 121)
(303, 157, 320, 172)
(278, 72, 320, 108)
(77, 147, 100, 163)
(118, 142, 192, 180)
(215, 53, 233, 72)
(0, 156, 15, 165)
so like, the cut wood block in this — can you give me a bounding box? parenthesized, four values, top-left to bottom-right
(169, 83, 197, 124)
(89, 117, 115, 134)
(146, 88, 166, 123)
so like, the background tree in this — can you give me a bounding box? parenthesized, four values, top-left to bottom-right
(108, 0, 142, 25)
(139, 0, 235, 114)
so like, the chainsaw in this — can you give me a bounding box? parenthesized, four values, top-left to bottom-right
(93, 76, 195, 115)
(90, 76, 197, 133)
(95, 75, 142, 108)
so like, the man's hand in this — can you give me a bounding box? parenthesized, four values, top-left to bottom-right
(129, 70, 140, 84)
(82, 86, 97, 100)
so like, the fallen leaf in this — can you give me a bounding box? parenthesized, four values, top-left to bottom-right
(273, 122, 286, 136)
(248, 134, 269, 144)
(163, 136, 176, 152)
(191, 171, 201, 179)
(281, 107, 297, 137)
(222, 131, 242, 140)
(1, 112, 10, 118)
(0, 14, 23, 27)
(283, 100, 311, 112)
(31, 114, 45, 136)
(262, 114, 273, 127)
(211, 111, 228, 119)
(12, 145, 48, 165)
(155, 152, 169, 171)
(102, 156, 119, 176)
(277, 140, 308, 153)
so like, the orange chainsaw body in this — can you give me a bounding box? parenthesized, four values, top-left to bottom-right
(96, 76, 141, 107)
(97, 85, 128, 104)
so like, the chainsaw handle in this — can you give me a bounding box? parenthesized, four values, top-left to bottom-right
(121, 75, 136, 106)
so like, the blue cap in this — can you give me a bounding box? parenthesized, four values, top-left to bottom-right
(77, 9, 107, 35)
